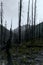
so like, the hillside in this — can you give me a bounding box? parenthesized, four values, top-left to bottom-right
(0, 22, 43, 46)
(0, 25, 10, 47)
(0, 23, 43, 65)
(13, 22, 43, 44)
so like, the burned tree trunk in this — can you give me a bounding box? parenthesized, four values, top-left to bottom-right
(3, 21, 7, 44)
(6, 22, 13, 65)
(31, 0, 33, 40)
(0, 2, 3, 65)
(39, 23, 40, 39)
(6, 48, 13, 65)
(25, 0, 30, 42)
(1, 2, 3, 47)
(34, 0, 37, 39)
(1, 22, 13, 65)
(18, 0, 22, 44)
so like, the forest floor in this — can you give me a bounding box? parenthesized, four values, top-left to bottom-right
(0, 39, 43, 65)
(11, 39, 43, 65)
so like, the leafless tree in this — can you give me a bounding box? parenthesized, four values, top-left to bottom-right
(25, 0, 30, 42)
(32, 0, 33, 40)
(18, 0, 22, 44)
(34, 0, 37, 39)
(39, 23, 40, 39)
(0, 2, 3, 65)
(1, 2, 3, 47)
(27, 0, 30, 26)
(1, 21, 13, 65)
(5, 21, 13, 65)
(3, 21, 7, 44)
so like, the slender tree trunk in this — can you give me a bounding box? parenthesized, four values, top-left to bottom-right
(34, 0, 37, 40)
(6, 22, 13, 65)
(27, 0, 30, 41)
(6, 48, 13, 65)
(19, 0, 22, 44)
(30, 0, 34, 44)
(1, 2, 3, 47)
(27, 0, 30, 26)
(1, 2, 3, 65)
(39, 23, 40, 39)
(25, 0, 30, 42)
(3, 21, 7, 44)
(32, 0, 33, 40)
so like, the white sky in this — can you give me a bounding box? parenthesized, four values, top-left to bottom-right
(0, 0, 43, 30)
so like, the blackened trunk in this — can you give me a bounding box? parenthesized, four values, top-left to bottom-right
(19, 0, 22, 44)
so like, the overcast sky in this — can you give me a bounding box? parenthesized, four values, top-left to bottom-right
(0, 0, 43, 30)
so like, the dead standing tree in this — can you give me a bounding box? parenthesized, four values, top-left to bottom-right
(25, 0, 30, 42)
(30, 0, 34, 44)
(19, 0, 22, 44)
(32, 0, 33, 40)
(31, 0, 37, 43)
(1, 2, 3, 48)
(1, 22, 13, 65)
(34, 0, 37, 40)
(3, 21, 7, 44)
(0, 2, 3, 65)
(6, 22, 13, 65)
(39, 23, 40, 39)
